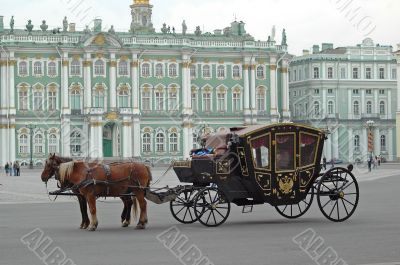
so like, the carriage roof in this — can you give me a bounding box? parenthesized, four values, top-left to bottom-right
(233, 123, 325, 138)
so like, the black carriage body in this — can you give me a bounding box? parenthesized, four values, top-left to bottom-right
(173, 123, 326, 207)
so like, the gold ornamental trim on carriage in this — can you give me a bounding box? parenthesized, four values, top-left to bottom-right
(255, 172, 272, 191)
(237, 147, 249, 176)
(216, 160, 230, 175)
(173, 160, 191, 168)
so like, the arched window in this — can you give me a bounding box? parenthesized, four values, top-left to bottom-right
(141, 63, 150, 77)
(118, 61, 128, 76)
(142, 133, 151, 152)
(34, 134, 44, 154)
(314, 101, 320, 115)
(48, 62, 57, 76)
(193, 133, 199, 149)
(313, 67, 319, 79)
(19, 61, 28, 76)
(70, 89, 81, 110)
(19, 89, 28, 110)
(202, 65, 211, 79)
(257, 66, 265, 79)
(93, 88, 105, 108)
(142, 89, 151, 111)
(232, 90, 241, 112)
(34, 62, 43, 75)
(48, 90, 57, 111)
(33, 90, 44, 111)
(169, 132, 178, 152)
(48, 134, 58, 154)
(19, 134, 28, 154)
(169, 64, 177, 77)
(380, 135, 386, 151)
(353, 101, 359, 115)
(190, 65, 197, 79)
(217, 65, 225, 79)
(366, 101, 372, 114)
(232, 65, 240, 79)
(70, 131, 82, 154)
(94, 60, 105, 76)
(203, 91, 212, 112)
(354, 135, 360, 152)
(328, 101, 334, 115)
(217, 90, 226, 112)
(70, 60, 81, 76)
(118, 89, 129, 108)
(155, 90, 164, 111)
(327, 67, 333, 79)
(191, 89, 198, 111)
(380, 101, 385, 115)
(168, 89, 177, 111)
(156, 133, 165, 152)
(256, 88, 266, 111)
(155, 63, 163, 77)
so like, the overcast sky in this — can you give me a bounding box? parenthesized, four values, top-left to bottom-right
(0, 0, 399, 55)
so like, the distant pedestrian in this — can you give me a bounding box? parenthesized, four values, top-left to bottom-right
(13, 162, 18, 176)
(322, 157, 327, 170)
(16, 161, 20, 176)
(367, 157, 372, 172)
(5, 162, 10, 176)
(378, 156, 381, 166)
(373, 156, 378, 169)
(331, 159, 335, 168)
(9, 161, 14, 176)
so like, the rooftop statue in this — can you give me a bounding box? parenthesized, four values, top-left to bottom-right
(63, 16, 68, 32)
(161, 23, 167, 34)
(26, 20, 33, 34)
(271, 25, 276, 42)
(40, 20, 48, 32)
(108, 25, 115, 34)
(195, 26, 202, 36)
(10, 16, 14, 34)
(182, 20, 187, 35)
(281, 29, 287, 46)
(84, 25, 91, 34)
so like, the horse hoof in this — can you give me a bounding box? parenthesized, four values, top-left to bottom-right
(135, 224, 146, 230)
(87, 226, 96, 232)
(121, 221, 130, 228)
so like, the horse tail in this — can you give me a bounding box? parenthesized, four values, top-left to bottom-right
(131, 196, 139, 222)
(145, 165, 152, 187)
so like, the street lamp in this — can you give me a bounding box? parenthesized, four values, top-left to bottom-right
(27, 124, 36, 169)
(366, 120, 375, 159)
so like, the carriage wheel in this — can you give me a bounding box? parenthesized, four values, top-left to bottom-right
(275, 187, 314, 219)
(170, 187, 201, 224)
(194, 187, 231, 227)
(317, 167, 359, 222)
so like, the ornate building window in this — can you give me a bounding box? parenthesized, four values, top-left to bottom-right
(48, 91, 57, 111)
(313, 67, 319, 79)
(118, 60, 129, 76)
(70, 84, 81, 111)
(118, 88, 129, 108)
(94, 60, 105, 76)
(232, 65, 241, 79)
(18, 84, 29, 111)
(327, 67, 333, 79)
(380, 101, 386, 115)
(169, 132, 178, 152)
(190, 65, 197, 79)
(353, 101, 360, 115)
(93, 86, 105, 108)
(191, 88, 198, 111)
(70, 60, 81, 76)
(381, 135, 386, 151)
(34, 133, 44, 154)
(365, 67, 372, 79)
(232, 89, 241, 112)
(155, 89, 164, 111)
(354, 135, 360, 152)
(392, 68, 397, 80)
(142, 89, 151, 111)
(366, 101, 372, 114)
(217, 91, 226, 112)
(33, 87, 44, 111)
(47, 61, 57, 77)
(328, 101, 334, 115)
(168, 88, 178, 111)
(156, 132, 165, 152)
(33, 62, 43, 76)
(18, 61, 28, 76)
(314, 101, 320, 116)
(202, 65, 211, 79)
(352, 67, 359, 79)
(340, 67, 346, 79)
(19, 134, 29, 154)
(168, 63, 178, 78)
(155, 63, 163, 77)
(142, 133, 151, 152)
(203, 91, 212, 112)
(70, 130, 82, 155)
(379, 67, 385, 79)
(48, 134, 58, 154)
(256, 87, 266, 111)
(256, 66, 265, 79)
(193, 133, 200, 149)
(217, 65, 225, 79)
(141, 63, 151, 77)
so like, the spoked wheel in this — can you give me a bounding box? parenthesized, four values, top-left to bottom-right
(170, 187, 201, 224)
(317, 167, 359, 222)
(275, 187, 314, 219)
(194, 187, 231, 227)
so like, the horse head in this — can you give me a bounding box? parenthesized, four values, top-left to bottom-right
(41, 154, 72, 183)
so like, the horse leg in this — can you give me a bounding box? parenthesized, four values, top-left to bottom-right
(86, 194, 98, 231)
(135, 190, 148, 230)
(122, 197, 133, 228)
(78, 195, 90, 229)
(120, 197, 128, 224)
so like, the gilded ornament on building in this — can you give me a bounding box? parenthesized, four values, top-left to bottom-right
(280, 68, 288, 73)
(144, 127, 152, 133)
(218, 59, 224, 64)
(204, 58, 210, 63)
(83, 61, 91, 67)
(93, 34, 106, 46)
(73, 55, 81, 60)
(270, 64, 277, 70)
(35, 55, 43, 59)
(95, 84, 105, 92)
(20, 128, 29, 134)
(96, 53, 104, 58)
(106, 112, 118, 121)
(122, 121, 133, 127)
(62, 60, 69, 67)
(90, 121, 103, 127)
(120, 55, 128, 61)
(170, 58, 177, 62)
(48, 84, 57, 92)
(134, 0, 149, 5)
(49, 56, 56, 61)
(9, 60, 17, 66)
(110, 61, 117, 67)
(156, 85, 164, 92)
(234, 59, 241, 64)
(131, 61, 139, 67)
(204, 86, 212, 92)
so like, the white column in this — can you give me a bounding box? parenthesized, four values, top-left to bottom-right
(250, 63, 256, 113)
(132, 116, 141, 157)
(8, 124, 16, 163)
(9, 56, 15, 111)
(270, 56, 279, 122)
(348, 89, 352, 119)
(361, 89, 365, 115)
(62, 52, 69, 113)
(131, 54, 139, 113)
(326, 133, 332, 161)
(122, 119, 133, 158)
(109, 53, 117, 110)
(374, 89, 379, 114)
(89, 120, 103, 159)
(397, 58, 400, 112)
(373, 127, 380, 156)
(362, 127, 368, 159)
(0, 127, 6, 166)
(281, 59, 290, 120)
(333, 128, 339, 159)
(83, 53, 92, 113)
(388, 128, 393, 161)
(182, 55, 191, 114)
(0, 59, 7, 113)
(60, 118, 71, 157)
(348, 127, 353, 162)
(387, 90, 392, 119)
(182, 126, 190, 159)
(322, 88, 327, 117)
(243, 60, 250, 114)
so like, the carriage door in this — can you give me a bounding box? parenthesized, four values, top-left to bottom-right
(274, 133, 297, 201)
(298, 132, 320, 194)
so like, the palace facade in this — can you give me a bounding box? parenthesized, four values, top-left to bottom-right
(289, 39, 398, 162)
(0, 0, 290, 166)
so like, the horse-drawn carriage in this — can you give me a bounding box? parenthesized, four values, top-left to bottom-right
(43, 123, 359, 230)
(169, 123, 359, 227)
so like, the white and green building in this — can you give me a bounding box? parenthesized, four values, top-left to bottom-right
(290, 38, 398, 162)
(0, 0, 290, 166)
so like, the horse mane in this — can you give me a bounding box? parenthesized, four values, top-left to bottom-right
(59, 161, 75, 183)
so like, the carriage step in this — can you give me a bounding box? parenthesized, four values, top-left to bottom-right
(242, 204, 254, 214)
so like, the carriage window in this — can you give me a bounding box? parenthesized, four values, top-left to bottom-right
(250, 134, 270, 169)
(276, 134, 295, 171)
(300, 133, 319, 167)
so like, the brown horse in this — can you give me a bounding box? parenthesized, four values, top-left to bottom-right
(41, 155, 91, 229)
(42, 155, 152, 231)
